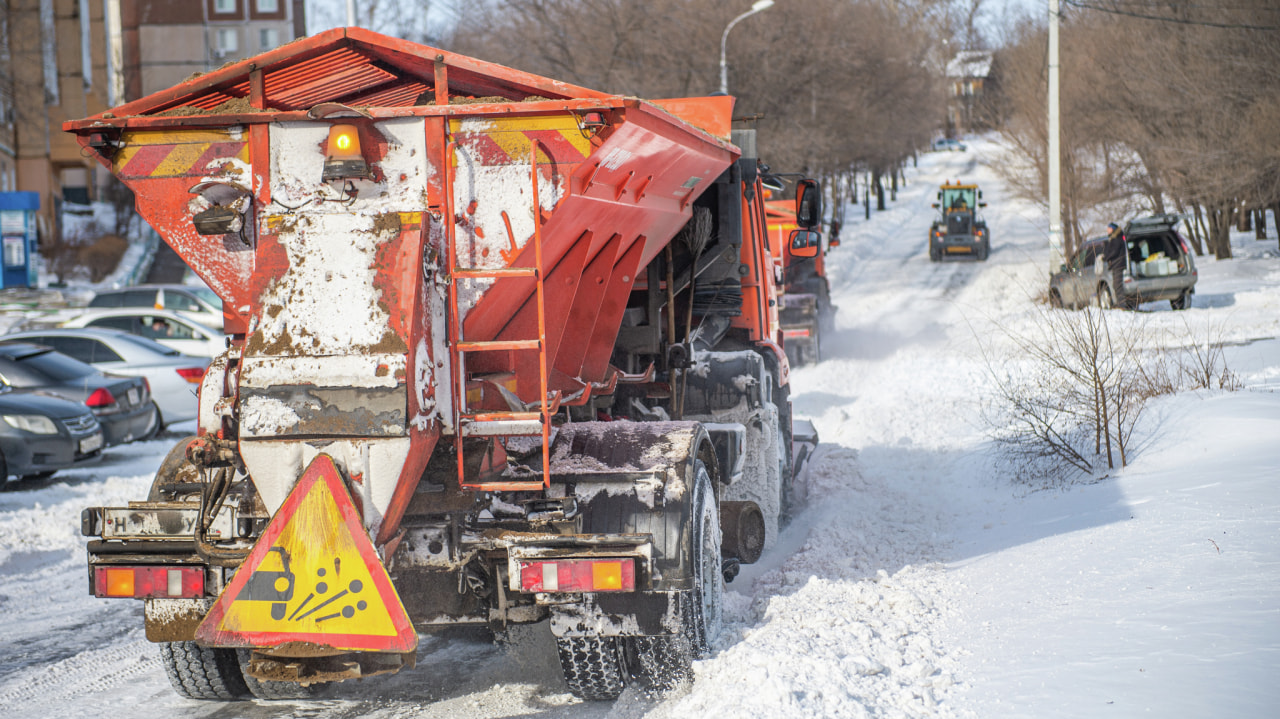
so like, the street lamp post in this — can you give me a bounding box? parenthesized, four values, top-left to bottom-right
(719, 0, 775, 95)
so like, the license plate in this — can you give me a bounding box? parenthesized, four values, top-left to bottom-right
(127, 388, 140, 406)
(80, 432, 104, 454)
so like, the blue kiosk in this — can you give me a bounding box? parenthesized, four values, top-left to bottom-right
(0, 192, 39, 289)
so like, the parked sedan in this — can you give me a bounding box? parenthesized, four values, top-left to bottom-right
(0, 342, 157, 446)
(62, 309, 226, 358)
(0, 390, 103, 485)
(2, 329, 208, 428)
(89, 284, 225, 330)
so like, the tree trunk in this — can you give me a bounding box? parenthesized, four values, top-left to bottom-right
(874, 170, 885, 211)
(1255, 209, 1267, 240)
(1237, 203, 1251, 232)
(890, 164, 898, 202)
(1190, 204, 1208, 256)
(1209, 204, 1234, 259)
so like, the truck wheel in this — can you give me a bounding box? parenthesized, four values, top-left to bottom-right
(237, 650, 331, 700)
(1048, 289, 1064, 309)
(159, 641, 249, 700)
(1171, 290, 1192, 310)
(556, 637, 627, 701)
(929, 242, 940, 262)
(627, 460, 722, 694)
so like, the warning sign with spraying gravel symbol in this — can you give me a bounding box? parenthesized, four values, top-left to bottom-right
(195, 454, 416, 652)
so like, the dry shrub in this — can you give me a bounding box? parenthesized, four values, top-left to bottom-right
(981, 306, 1239, 486)
(79, 235, 129, 282)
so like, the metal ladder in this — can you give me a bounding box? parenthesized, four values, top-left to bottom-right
(444, 143, 552, 491)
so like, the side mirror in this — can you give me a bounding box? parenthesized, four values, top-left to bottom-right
(931, 203, 940, 209)
(936, 191, 942, 201)
(978, 190, 983, 199)
(829, 237, 841, 248)
(978, 202, 987, 208)
(795, 179, 822, 229)
(789, 229, 821, 258)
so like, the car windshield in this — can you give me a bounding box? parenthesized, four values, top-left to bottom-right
(188, 286, 222, 310)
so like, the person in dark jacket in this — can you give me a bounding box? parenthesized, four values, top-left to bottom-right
(1103, 222, 1128, 307)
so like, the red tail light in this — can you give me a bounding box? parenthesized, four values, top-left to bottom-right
(518, 558, 635, 593)
(95, 566, 204, 598)
(85, 388, 116, 408)
(142, 377, 151, 394)
(175, 367, 205, 384)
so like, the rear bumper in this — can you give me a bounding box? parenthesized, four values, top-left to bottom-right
(97, 403, 158, 446)
(1123, 277, 1196, 302)
(936, 235, 982, 254)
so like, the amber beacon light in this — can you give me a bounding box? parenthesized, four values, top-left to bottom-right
(322, 124, 369, 181)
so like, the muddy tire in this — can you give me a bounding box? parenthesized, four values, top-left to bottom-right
(1049, 289, 1063, 309)
(1171, 290, 1192, 310)
(686, 462, 723, 653)
(556, 637, 627, 701)
(236, 650, 332, 700)
(627, 461, 722, 694)
(159, 641, 249, 700)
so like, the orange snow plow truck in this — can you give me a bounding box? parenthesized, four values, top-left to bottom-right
(71, 28, 821, 701)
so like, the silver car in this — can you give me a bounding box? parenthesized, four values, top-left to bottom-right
(89, 284, 224, 330)
(62, 308, 227, 358)
(1049, 214, 1198, 310)
(2, 328, 208, 428)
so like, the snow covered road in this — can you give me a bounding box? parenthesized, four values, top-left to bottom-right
(2, 139, 1277, 718)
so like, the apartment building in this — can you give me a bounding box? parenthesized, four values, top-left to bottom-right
(0, 0, 304, 245)
(125, 0, 306, 99)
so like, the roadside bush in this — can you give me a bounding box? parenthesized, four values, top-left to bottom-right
(79, 235, 129, 283)
(980, 305, 1237, 486)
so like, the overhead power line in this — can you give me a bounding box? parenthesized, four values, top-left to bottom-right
(1061, 0, 1280, 30)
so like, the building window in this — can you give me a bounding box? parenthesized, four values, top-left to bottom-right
(216, 28, 239, 55)
(214, 0, 236, 14)
(260, 28, 279, 50)
(256, 0, 278, 12)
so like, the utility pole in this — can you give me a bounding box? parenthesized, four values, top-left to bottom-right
(1047, 0, 1064, 273)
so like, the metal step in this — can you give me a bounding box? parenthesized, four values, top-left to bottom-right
(459, 417, 543, 437)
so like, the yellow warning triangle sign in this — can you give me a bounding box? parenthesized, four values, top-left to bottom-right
(195, 454, 417, 653)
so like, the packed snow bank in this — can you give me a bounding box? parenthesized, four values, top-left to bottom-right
(942, 390, 1280, 717)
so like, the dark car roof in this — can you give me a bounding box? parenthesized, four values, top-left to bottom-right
(1125, 213, 1182, 235)
(0, 342, 54, 361)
